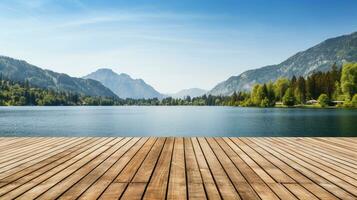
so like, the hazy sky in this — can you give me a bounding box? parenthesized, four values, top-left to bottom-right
(0, 0, 356, 93)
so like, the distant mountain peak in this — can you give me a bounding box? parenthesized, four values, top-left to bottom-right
(92, 68, 133, 79)
(84, 68, 165, 99)
(170, 88, 207, 99)
(95, 68, 115, 73)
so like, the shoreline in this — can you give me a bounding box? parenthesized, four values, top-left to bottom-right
(0, 105, 355, 109)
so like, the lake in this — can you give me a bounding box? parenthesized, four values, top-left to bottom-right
(0, 106, 356, 137)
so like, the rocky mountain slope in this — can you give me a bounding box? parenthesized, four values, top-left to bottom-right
(209, 31, 357, 95)
(84, 68, 165, 99)
(0, 56, 117, 97)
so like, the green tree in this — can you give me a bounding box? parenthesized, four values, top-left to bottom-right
(341, 63, 357, 99)
(260, 97, 270, 107)
(251, 84, 261, 106)
(274, 78, 289, 101)
(351, 94, 357, 108)
(318, 94, 330, 107)
(306, 76, 316, 100)
(250, 84, 271, 107)
(332, 81, 346, 101)
(330, 63, 341, 82)
(282, 88, 296, 106)
(266, 82, 276, 106)
(290, 75, 297, 91)
(294, 76, 306, 104)
(230, 91, 238, 106)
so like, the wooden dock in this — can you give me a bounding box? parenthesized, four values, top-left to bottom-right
(0, 137, 356, 200)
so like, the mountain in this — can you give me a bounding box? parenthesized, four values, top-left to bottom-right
(209, 32, 357, 96)
(170, 88, 207, 99)
(0, 56, 117, 97)
(84, 68, 165, 99)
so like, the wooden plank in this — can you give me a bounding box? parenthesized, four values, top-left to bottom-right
(0, 137, 43, 152)
(110, 138, 167, 200)
(0, 138, 33, 150)
(57, 137, 145, 200)
(0, 137, 17, 145)
(98, 183, 128, 200)
(9, 138, 123, 200)
(0, 138, 82, 175)
(219, 138, 280, 200)
(78, 137, 157, 200)
(191, 138, 221, 200)
(228, 138, 276, 184)
(109, 139, 170, 200)
(266, 183, 297, 200)
(280, 138, 357, 173)
(251, 138, 356, 199)
(302, 138, 357, 163)
(120, 183, 146, 200)
(268, 138, 357, 186)
(301, 183, 340, 200)
(184, 138, 206, 200)
(263, 138, 357, 196)
(143, 137, 174, 200)
(206, 138, 259, 199)
(197, 137, 241, 199)
(36, 137, 137, 200)
(296, 138, 357, 166)
(308, 138, 357, 158)
(0, 137, 95, 185)
(233, 138, 295, 183)
(241, 138, 312, 184)
(0, 138, 89, 179)
(340, 138, 357, 145)
(131, 138, 166, 183)
(278, 138, 357, 174)
(284, 183, 319, 200)
(167, 137, 187, 200)
(0, 138, 64, 164)
(0, 137, 355, 200)
(244, 138, 338, 200)
(0, 138, 64, 165)
(0, 138, 59, 157)
(0, 138, 110, 198)
(317, 138, 357, 151)
(114, 138, 158, 183)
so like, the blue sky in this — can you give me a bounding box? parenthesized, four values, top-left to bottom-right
(0, 0, 356, 93)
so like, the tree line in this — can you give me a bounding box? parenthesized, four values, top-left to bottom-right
(154, 62, 357, 108)
(0, 76, 122, 106)
(0, 62, 356, 107)
(228, 62, 357, 108)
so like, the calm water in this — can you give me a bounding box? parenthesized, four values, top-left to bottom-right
(0, 106, 356, 137)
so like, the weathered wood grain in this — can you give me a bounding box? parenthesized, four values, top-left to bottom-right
(0, 137, 355, 200)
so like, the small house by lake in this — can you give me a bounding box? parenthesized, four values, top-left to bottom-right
(306, 99, 318, 105)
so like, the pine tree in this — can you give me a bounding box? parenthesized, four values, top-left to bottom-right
(295, 76, 306, 104)
(282, 88, 296, 106)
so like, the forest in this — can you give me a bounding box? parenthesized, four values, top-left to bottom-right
(0, 63, 356, 107)
(0, 77, 122, 106)
(229, 62, 357, 108)
(154, 62, 357, 108)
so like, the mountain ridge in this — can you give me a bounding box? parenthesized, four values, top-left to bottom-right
(208, 31, 357, 95)
(84, 68, 166, 99)
(0, 56, 117, 97)
(169, 88, 207, 99)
